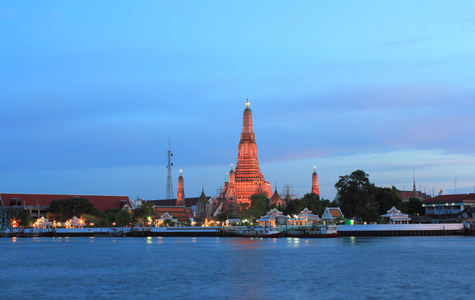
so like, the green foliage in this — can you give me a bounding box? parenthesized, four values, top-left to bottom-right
(133, 201, 156, 225)
(239, 202, 251, 221)
(237, 194, 270, 222)
(402, 197, 425, 215)
(216, 212, 230, 222)
(249, 194, 270, 221)
(103, 209, 121, 224)
(335, 170, 376, 220)
(115, 209, 133, 227)
(282, 193, 330, 217)
(11, 210, 33, 227)
(82, 214, 107, 227)
(334, 170, 404, 222)
(374, 186, 403, 215)
(47, 198, 96, 222)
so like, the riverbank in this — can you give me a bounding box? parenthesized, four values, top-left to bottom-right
(1, 223, 470, 238)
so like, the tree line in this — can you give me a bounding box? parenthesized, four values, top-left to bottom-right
(335, 169, 424, 222)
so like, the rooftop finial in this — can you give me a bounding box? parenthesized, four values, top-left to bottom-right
(246, 99, 250, 107)
(230, 163, 234, 171)
(314, 166, 316, 172)
(180, 169, 183, 176)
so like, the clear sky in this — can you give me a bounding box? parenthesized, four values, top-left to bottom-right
(1, 1, 475, 201)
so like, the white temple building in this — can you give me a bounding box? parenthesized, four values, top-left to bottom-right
(381, 206, 411, 224)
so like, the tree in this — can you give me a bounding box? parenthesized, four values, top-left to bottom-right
(133, 201, 156, 225)
(249, 194, 270, 222)
(216, 212, 230, 223)
(47, 198, 96, 222)
(335, 170, 410, 222)
(374, 186, 403, 215)
(115, 209, 133, 227)
(402, 197, 425, 215)
(239, 202, 251, 221)
(282, 193, 330, 217)
(103, 209, 121, 225)
(82, 214, 106, 227)
(11, 210, 32, 227)
(335, 170, 377, 221)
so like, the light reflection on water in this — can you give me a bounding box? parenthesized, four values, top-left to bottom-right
(1, 236, 475, 299)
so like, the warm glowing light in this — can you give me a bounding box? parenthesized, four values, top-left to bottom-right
(246, 99, 250, 107)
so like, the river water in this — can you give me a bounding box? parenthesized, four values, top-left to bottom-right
(1, 236, 474, 299)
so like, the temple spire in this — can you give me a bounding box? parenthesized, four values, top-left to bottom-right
(243, 99, 253, 133)
(312, 166, 319, 196)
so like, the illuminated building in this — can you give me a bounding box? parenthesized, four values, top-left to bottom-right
(422, 193, 475, 217)
(220, 100, 272, 216)
(311, 166, 319, 196)
(0, 193, 131, 229)
(176, 170, 185, 206)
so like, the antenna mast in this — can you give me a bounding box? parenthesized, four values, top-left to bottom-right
(166, 138, 174, 199)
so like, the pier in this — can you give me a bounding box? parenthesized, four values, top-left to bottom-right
(337, 223, 465, 237)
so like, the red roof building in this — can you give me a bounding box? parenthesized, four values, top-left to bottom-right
(422, 193, 475, 217)
(0, 193, 131, 228)
(0, 193, 131, 212)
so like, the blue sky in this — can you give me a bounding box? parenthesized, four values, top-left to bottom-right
(1, 1, 475, 201)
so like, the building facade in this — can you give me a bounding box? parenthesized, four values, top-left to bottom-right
(422, 193, 475, 217)
(220, 101, 273, 215)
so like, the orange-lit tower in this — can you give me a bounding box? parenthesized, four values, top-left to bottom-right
(225, 100, 272, 205)
(311, 166, 319, 196)
(176, 170, 185, 206)
(223, 164, 240, 217)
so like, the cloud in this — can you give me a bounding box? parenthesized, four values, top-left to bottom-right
(380, 36, 436, 49)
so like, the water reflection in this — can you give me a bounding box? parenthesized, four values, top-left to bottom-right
(2, 237, 475, 299)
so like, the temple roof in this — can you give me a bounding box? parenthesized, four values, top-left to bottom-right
(155, 206, 193, 222)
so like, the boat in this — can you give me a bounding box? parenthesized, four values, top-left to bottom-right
(241, 227, 281, 238)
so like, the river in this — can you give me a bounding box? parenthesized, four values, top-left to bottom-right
(1, 236, 474, 299)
